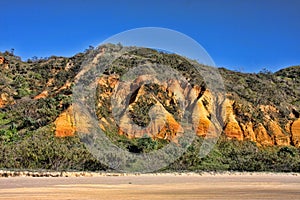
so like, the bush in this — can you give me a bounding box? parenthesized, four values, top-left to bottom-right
(167, 136, 300, 172)
(0, 125, 106, 171)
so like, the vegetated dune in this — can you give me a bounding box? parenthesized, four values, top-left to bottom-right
(0, 44, 300, 172)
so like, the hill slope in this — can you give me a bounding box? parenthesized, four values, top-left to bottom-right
(0, 44, 300, 172)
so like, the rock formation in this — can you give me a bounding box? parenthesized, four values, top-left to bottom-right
(2, 45, 298, 148)
(291, 119, 300, 147)
(0, 93, 14, 108)
(54, 106, 76, 137)
(54, 71, 300, 147)
(254, 123, 274, 146)
(0, 56, 9, 69)
(34, 91, 48, 100)
(222, 99, 244, 141)
(268, 120, 290, 146)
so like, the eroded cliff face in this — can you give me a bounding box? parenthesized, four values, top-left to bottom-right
(0, 93, 8, 108)
(0, 93, 14, 108)
(53, 73, 300, 147)
(48, 46, 300, 147)
(192, 90, 219, 138)
(240, 122, 256, 142)
(33, 91, 48, 100)
(254, 123, 274, 146)
(222, 99, 244, 141)
(291, 119, 300, 147)
(221, 102, 297, 146)
(0, 56, 4, 65)
(54, 106, 76, 137)
(95, 74, 185, 141)
(268, 120, 290, 146)
(1, 46, 299, 148)
(0, 56, 9, 69)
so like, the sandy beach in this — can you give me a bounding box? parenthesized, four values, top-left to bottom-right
(0, 172, 300, 199)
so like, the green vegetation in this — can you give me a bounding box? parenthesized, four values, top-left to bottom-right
(167, 137, 300, 172)
(0, 45, 300, 172)
(219, 66, 300, 131)
(0, 125, 105, 171)
(103, 127, 168, 153)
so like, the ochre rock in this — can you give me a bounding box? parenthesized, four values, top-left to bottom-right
(56, 80, 72, 93)
(100, 74, 188, 141)
(54, 106, 76, 137)
(72, 104, 94, 134)
(268, 120, 290, 146)
(0, 56, 5, 64)
(291, 118, 300, 147)
(187, 85, 201, 104)
(34, 91, 48, 100)
(46, 78, 55, 87)
(156, 114, 181, 140)
(240, 122, 256, 142)
(166, 79, 185, 103)
(196, 117, 211, 137)
(254, 123, 274, 146)
(0, 56, 8, 69)
(94, 73, 297, 147)
(259, 105, 279, 114)
(97, 74, 119, 90)
(99, 118, 109, 131)
(0, 99, 5, 108)
(285, 121, 293, 134)
(118, 102, 181, 140)
(0, 93, 11, 108)
(192, 90, 218, 138)
(224, 121, 243, 141)
(96, 74, 120, 108)
(222, 99, 243, 140)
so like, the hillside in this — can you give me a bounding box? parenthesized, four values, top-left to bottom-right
(0, 44, 300, 172)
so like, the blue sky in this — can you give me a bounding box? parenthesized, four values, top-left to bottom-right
(1, 0, 300, 72)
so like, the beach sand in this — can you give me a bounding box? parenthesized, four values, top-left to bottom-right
(0, 173, 299, 199)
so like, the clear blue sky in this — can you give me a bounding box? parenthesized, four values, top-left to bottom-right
(1, 0, 300, 72)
